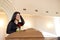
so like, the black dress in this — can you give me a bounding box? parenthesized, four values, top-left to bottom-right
(6, 16, 25, 34)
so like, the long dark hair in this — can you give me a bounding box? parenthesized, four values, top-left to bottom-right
(10, 11, 20, 22)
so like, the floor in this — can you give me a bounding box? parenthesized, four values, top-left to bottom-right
(44, 37, 58, 40)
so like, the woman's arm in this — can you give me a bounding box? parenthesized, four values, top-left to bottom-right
(19, 15, 25, 26)
(6, 22, 14, 34)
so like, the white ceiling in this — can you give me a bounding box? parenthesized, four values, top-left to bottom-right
(0, 0, 60, 16)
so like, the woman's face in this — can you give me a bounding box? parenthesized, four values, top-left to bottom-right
(16, 13, 20, 21)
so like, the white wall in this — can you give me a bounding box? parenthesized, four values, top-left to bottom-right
(0, 12, 8, 40)
(54, 17, 60, 37)
(22, 14, 57, 37)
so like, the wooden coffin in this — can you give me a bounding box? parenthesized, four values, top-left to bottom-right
(5, 28, 44, 40)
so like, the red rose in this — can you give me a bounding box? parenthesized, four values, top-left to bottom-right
(17, 24, 21, 28)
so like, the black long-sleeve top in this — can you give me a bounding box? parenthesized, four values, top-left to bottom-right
(6, 16, 25, 34)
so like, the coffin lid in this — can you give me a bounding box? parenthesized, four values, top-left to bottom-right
(6, 28, 43, 38)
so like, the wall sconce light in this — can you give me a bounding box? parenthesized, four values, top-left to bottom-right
(46, 22, 53, 29)
(23, 20, 32, 29)
(0, 19, 4, 27)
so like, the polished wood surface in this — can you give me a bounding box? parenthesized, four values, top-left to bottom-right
(5, 28, 44, 40)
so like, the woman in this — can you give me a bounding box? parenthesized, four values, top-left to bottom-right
(6, 11, 25, 34)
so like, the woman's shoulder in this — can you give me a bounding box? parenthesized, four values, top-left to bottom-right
(8, 21, 14, 25)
